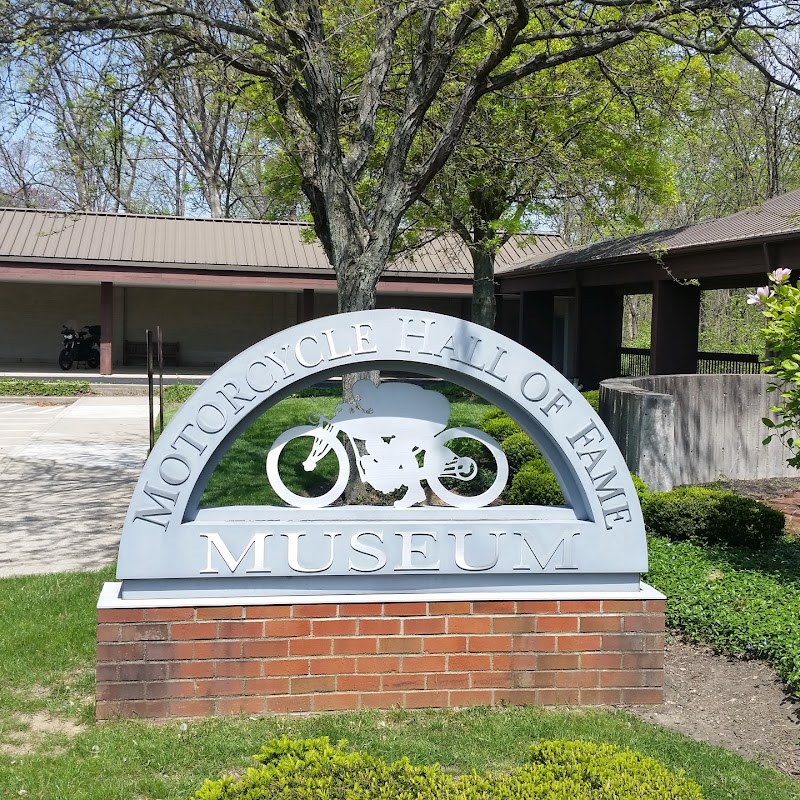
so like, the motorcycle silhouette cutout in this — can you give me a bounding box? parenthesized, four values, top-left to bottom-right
(266, 380, 509, 509)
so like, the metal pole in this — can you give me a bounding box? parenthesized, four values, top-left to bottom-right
(146, 328, 154, 452)
(157, 325, 164, 436)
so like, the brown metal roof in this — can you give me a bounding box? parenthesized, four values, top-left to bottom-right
(0, 209, 331, 273)
(0, 208, 566, 279)
(499, 188, 800, 278)
(389, 232, 566, 275)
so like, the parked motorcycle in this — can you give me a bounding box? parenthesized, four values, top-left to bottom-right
(59, 324, 101, 370)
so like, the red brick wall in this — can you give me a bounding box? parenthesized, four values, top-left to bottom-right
(96, 599, 665, 720)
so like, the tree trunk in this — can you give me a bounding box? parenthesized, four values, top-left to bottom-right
(337, 245, 384, 393)
(334, 245, 385, 504)
(470, 248, 496, 329)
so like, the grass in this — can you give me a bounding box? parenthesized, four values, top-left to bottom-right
(200, 389, 492, 507)
(0, 614, 797, 800)
(2, 389, 798, 796)
(0, 568, 114, 726)
(0, 379, 91, 396)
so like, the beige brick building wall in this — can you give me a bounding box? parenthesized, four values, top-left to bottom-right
(3, 282, 468, 368)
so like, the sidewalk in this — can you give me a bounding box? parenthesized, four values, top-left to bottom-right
(0, 396, 155, 577)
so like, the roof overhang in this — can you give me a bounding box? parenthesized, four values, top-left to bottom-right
(498, 233, 800, 293)
(0, 260, 473, 295)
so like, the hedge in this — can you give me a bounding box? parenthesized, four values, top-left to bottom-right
(163, 383, 198, 403)
(506, 461, 566, 506)
(501, 431, 543, 474)
(0, 379, 90, 396)
(506, 460, 649, 506)
(642, 487, 784, 549)
(193, 736, 703, 800)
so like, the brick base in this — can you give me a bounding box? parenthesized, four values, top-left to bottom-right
(96, 598, 665, 720)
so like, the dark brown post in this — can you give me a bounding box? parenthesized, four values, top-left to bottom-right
(100, 281, 113, 375)
(300, 288, 315, 322)
(146, 328, 154, 452)
(157, 325, 164, 436)
(575, 286, 624, 390)
(519, 291, 554, 362)
(650, 280, 701, 375)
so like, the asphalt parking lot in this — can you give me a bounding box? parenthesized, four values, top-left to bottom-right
(0, 397, 154, 577)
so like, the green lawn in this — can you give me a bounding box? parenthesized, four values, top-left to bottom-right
(1, 388, 798, 797)
(0, 605, 797, 800)
(199, 388, 492, 507)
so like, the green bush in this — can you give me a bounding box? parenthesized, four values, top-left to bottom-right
(480, 406, 507, 423)
(163, 383, 198, 403)
(506, 461, 566, 505)
(581, 389, 600, 411)
(507, 461, 650, 508)
(481, 413, 522, 442)
(642, 487, 784, 548)
(631, 473, 650, 499)
(0, 379, 90, 396)
(193, 737, 703, 800)
(501, 431, 543, 474)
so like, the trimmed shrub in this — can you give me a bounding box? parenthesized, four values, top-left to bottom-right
(631, 473, 650, 500)
(581, 389, 600, 411)
(507, 461, 650, 508)
(506, 461, 565, 506)
(527, 740, 702, 799)
(642, 487, 784, 548)
(0, 379, 90, 396)
(481, 413, 522, 442)
(481, 406, 507, 423)
(193, 737, 703, 800)
(502, 431, 543, 474)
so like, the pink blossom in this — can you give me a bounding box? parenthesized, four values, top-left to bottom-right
(747, 286, 773, 305)
(769, 268, 792, 283)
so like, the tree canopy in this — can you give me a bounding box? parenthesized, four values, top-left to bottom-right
(3, 0, 799, 323)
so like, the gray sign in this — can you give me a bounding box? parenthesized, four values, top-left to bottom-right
(116, 311, 647, 600)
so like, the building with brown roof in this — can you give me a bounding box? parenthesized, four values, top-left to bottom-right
(0, 208, 564, 373)
(497, 189, 800, 389)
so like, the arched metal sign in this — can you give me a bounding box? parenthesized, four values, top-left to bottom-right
(115, 310, 647, 600)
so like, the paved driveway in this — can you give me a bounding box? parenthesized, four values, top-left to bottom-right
(0, 397, 154, 577)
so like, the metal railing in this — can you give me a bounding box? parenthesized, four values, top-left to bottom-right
(619, 347, 651, 377)
(696, 351, 765, 374)
(619, 347, 765, 377)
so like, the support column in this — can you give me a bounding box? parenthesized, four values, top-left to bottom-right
(518, 291, 554, 362)
(576, 286, 623, 390)
(300, 288, 315, 323)
(100, 281, 113, 376)
(650, 280, 701, 375)
(495, 295, 517, 337)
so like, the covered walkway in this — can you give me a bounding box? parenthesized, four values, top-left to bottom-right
(497, 189, 800, 389)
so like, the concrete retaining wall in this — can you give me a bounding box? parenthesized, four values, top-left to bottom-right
(599, 374, 795, 491)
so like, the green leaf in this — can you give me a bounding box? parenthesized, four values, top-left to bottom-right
(762, 417, 775, 427)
